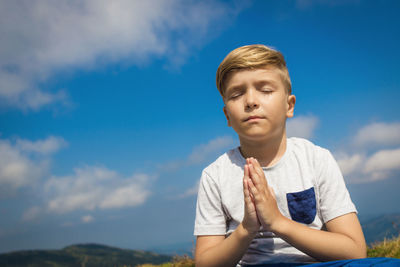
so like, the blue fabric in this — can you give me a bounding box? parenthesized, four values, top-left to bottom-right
(242, 258, 400, 266)
(308, 258, 400, 266)
(286, 187, 316, 224)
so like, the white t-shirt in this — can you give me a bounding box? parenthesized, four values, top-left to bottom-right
(194, 137, 357, 265)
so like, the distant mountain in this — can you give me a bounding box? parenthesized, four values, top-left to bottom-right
(0, 243, 172, 267)
(360, 213, 400, 245)
(147, 241, 194, 256)
(2, 214, 400, 266)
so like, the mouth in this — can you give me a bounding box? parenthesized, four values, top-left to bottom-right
(244, 115, 264, 122)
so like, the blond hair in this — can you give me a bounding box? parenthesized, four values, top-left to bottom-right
(216, 44, 292, 97)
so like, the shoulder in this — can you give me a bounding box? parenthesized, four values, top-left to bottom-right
(288, 137, 334, 169)
(201, 147, 243, 183)
(288, 137, 331, 158)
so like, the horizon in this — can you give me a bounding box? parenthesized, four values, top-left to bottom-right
(1, 0, 400, 254)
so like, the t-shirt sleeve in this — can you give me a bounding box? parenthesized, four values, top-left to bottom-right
(194, 170, 227, 236)
(316, 148, 357, 223)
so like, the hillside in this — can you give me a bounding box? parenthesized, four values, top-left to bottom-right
(139, 236, 400, 267)
(0, 243, 172, 267)
(361, 213, 400, 244)
(1, 213, 399, 267)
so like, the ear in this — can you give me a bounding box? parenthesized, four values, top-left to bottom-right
(223, 106, 231, 127)
(286, 94, 296, 118)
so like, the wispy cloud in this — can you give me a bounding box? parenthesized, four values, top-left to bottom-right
(157, 136, 235, 198)
(353, 122, 400, 148)
(335, 121, 400, 183)
(159, 135, 235, 172)
(16, 136, 67, 155)
(44, 166, 151, 214)
(22, 206, 42, 222)
(0, 0, 241, 111)
(336, 153, 364, 177)
(188, 136, 235, 164)
(178, 181, 199, 199)
(363, 148, 400, 179)
(19, 135, 233, 219)
(287, 115, 319, 139)
(0, 136, 65, 195)
(81, 215, 94, 224)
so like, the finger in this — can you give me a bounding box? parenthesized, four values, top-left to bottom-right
(243, 179, 251, 206)
(248, 178, 266, 207)
(248, 163, 273, 202)
(247, 176, 259, 198)
(247, 163, 258, 183)
(249, 163, 265, 192)
(250, 158, 269, 187)
(243, 166, 253, 205)
(243, 177, 250, 200)
(249, 189, 256, 205)
(244, 179, 258, 214)
(251, 158, 265, 179)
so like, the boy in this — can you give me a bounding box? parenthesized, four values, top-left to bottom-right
(194, 44, 366, 266)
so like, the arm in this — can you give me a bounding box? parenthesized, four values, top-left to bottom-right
(246, 158, 366, 261)
(195, 225, 255, 267)
(195, 165, 260, 267)
(273, 212, 366, 261)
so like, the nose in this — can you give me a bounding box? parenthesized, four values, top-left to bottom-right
(245, 88, 259, 109)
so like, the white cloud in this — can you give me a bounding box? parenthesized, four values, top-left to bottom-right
(0, 140, 44, 189)
(22, 206, 42, 222)
(353, 122, 400, 148)
(364, 148, 400, 174)
(81, 215, 94, 224)
(158, 136, 235, 172)
(335, 147, 400, 184)
(16, 136, 67, 155)
(44, 166, 151, 213)
(178, 181, 199, 199)
(333, 121, 400, 183)
(287, 115, 318, 139)
(100, 174, 150, 209)
(0, 136, 65, 193)
(0, 0, 240, 110)
(188, 136, 235, 164)
(336, 152, 364, 177)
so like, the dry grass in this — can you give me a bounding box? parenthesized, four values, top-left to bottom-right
(137, 236, 400, 267)
(367, 235, 400, 258)
(136, 255, 195, 267)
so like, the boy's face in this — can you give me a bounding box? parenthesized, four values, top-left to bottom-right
(223, 67, 295, 143)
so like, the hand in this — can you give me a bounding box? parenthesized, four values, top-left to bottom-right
(246, 157, 283, 232)
(242, 162, 261, 235)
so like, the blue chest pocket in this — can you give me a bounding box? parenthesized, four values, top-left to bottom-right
(286, 187, 316, 224)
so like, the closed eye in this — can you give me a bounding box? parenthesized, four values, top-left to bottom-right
(230, 93, 242, 99)
(227, 90, 244, 100)
(260, 88, 273, 94)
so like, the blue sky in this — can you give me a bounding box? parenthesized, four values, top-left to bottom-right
(1, 0, 400, 253)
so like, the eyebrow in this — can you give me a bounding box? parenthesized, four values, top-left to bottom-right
(254, 80, 278, 88)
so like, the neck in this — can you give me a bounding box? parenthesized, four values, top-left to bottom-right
(239, 132, 287, 168)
